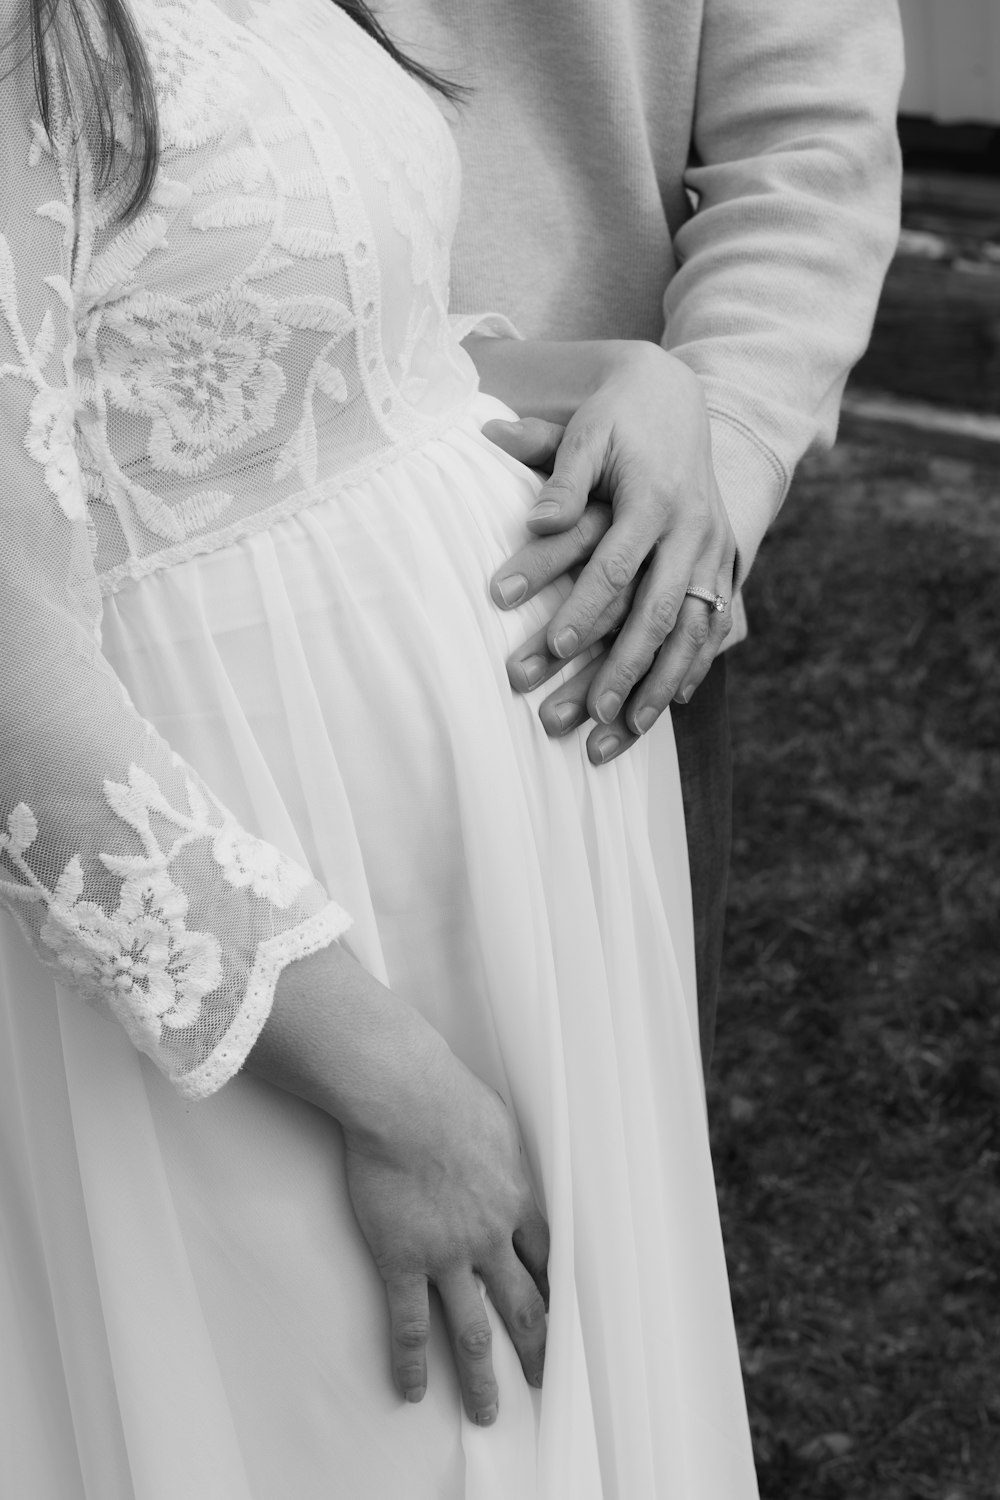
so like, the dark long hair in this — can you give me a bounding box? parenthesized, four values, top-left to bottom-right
(27, 0, 464, 219)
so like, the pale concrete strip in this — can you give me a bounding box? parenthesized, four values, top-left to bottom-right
(839, 389, 1000, 464)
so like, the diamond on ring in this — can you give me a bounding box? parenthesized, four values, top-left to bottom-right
(685, 586, 729, 614)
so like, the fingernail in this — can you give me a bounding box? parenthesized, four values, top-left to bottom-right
(495, 573, 527, 607)
(633, 706, 658, 735)
(529, 500, 560, 521)
(550, 701, 581, 733)
(517, 653, 548, 688)
(475, 1405, 499, 1426)
(405, 1386, 425, 1404)
(594, 692, 619, 724)
(593, 733, 621, 764)
(675, 684, 695, 705)
(552, 627, 579, 658)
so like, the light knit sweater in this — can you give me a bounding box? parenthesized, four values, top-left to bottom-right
(380, 0, 905, 640)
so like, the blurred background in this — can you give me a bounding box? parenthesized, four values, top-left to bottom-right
(710, 4, 1000, 1496)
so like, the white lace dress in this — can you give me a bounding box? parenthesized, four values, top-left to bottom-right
(0, 1, 758, 1495)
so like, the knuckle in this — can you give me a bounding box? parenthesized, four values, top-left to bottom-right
(466, 1376, 499, 1407)
(542, 472, 577, 502)
(564, 606, 600, 644)
(395, 1359, 426, 1388)
(561, 417, 604, 458)
(647, 592, 680, 638)
(606, 658, 640, 696)
(595, 550, 635, 595)
(458, 1323, 493, 1360)
(601, 596, 632, 637)
(512, 1295, 546, 1336)
(570, 505, 610, 550)
(530, 538, 568, 577)
(651, 663, 684, 703)
(566, 522, 590, 558)
(649, 479, 677, 519)
(394, 1318, 430, 1351)
(565, 519, 591, 553)
(686, 612, 711, 649)
(695, 503, 717, 540)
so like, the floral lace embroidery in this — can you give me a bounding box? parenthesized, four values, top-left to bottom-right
(251, 0, 458, 293)
(138, 0, 248, 148)
(3, 0, 476, 586)
(211, 817, 316, 905)
(101, 290, 291, 478)
(40, 867, 223, 1046)
(0, 0, 471, 1093)
(0, 768, 313, 1053)
(0, 226, 83, 523)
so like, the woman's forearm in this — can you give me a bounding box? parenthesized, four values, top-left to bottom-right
(462, 334, 642, 425)
(246, 942, 449, 1145)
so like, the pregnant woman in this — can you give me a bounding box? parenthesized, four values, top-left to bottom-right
(0, 0, 757, 1494)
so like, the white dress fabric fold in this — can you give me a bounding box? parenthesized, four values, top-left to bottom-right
(0, 0, 758, 1491)
(1, 399, 756, 1498)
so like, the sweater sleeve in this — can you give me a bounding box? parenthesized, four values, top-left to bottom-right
(665, 0, 904, 583)
(0, 99, 351, 1102)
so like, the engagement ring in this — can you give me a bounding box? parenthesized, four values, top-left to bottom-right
(684, 586, 728, 614)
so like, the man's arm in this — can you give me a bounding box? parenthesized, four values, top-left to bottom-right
(667, 0, 904, 584)
(484, 0, 903, 757)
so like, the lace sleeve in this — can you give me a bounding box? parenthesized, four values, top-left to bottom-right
(0, 78, 350, 1101)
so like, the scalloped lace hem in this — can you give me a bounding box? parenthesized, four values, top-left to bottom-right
(173, 901, 352, 1100)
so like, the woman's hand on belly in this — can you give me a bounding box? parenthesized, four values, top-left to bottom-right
(490, 498, 644, 763)
(465, 336, 736, 763)
(246, 942, 549, 1424)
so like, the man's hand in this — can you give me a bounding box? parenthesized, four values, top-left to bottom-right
(483, 342, 735, 765)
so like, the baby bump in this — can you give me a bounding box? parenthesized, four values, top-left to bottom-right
(98, 414, 589, 1021)
(100, 406, 579, 780)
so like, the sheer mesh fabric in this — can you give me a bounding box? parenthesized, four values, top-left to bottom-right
(0, 0, 504, 1096)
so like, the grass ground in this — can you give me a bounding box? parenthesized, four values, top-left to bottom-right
(708, 438, 1000, 1500)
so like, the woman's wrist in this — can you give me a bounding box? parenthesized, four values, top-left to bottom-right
(245, 941, 451, 1144)
(462, 334, 646, 426)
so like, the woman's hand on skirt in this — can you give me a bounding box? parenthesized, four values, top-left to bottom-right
(344, 1046, 549, 1422)
(248, 942, 549, 1424)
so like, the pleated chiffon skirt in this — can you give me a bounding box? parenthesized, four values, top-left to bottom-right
(0, 396, 758, 1499)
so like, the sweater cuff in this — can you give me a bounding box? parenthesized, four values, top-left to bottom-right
(708, 410, 790, 591)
